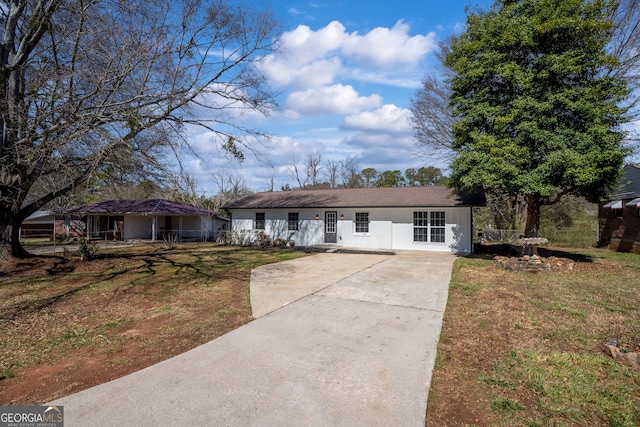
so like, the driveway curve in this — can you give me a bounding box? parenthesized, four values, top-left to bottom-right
(52, 250, 456, 426)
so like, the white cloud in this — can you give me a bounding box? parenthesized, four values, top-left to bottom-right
(342, 132, 413, 150)
(342, 20, 437, 68)
(261, 21, 347, 88)
(260, 20, 436, 89)
(285, 84, 382, 116)
(262, 56, 342, 88)
(341, 104, 413, 136)
(189, 158, 203, 173)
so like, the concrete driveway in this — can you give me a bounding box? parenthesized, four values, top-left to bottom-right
(51, 250, 455, 426)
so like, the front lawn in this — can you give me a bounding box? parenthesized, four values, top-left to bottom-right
(0, 243, 305, 405)
(427, 247, 640, 426)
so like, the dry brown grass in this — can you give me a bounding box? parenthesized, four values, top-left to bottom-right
(0, 243, 306, 405)
(427, 246, 640, 427)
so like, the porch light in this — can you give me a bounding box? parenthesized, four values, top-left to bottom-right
(315, 214, 320, 220)
(340, 214, 344, 220)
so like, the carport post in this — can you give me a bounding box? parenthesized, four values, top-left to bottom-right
(151, 216, 157, 241)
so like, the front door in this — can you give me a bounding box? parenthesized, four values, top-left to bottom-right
(324, 211, 337, 243)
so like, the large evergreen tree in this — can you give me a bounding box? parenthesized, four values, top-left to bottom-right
(446, 0, 630, 237)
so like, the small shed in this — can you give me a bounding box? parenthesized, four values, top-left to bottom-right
(55, 199, 229, 242)
(20, 211, 56, 239)
(225, 186, 484, 254)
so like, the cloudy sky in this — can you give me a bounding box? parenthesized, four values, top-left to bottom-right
(187, 0, 493, 194)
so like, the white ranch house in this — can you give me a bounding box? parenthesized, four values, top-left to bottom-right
(226, 187, 484, 254)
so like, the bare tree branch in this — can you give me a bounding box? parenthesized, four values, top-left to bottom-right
(0, 0, 280, 258)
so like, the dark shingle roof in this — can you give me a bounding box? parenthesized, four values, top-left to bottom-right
(57, 199, 226, 218)
(609, 164, 640, 200)
(225, 186, 485, 209)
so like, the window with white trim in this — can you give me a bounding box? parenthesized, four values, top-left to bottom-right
(413, 212, 429, 242)
(288, 212, 299, 231)
(255, 212, 265, 230)
(355, 212, 369, 233)
(413, 211, 446, 243)
(430, 211, 446, 243)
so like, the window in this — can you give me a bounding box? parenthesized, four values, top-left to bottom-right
(255, 212, 265, 230)
(413, 211, 446, 243)
(355, 212, 369, 233)
(430, 211, 446, 243)
(288, 212, 299, 231)
(413, 212, 428, 242)
(326, 212, 337, 233)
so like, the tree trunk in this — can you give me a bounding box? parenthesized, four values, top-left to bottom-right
(524, 196, 542, 238)
(0, 221, 30, 260)
(514, 194, 528, 232)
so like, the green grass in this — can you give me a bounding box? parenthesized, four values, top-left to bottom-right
(540, 218, 598, 248)
(488, 350, 639, 426)
(427, 247, 640, 426)
(0, 243, 307, 403)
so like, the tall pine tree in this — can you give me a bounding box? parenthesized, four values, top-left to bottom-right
(446, 0, 629, 237)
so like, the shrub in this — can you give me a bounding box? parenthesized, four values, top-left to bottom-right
(162, 233, 179, 250)
(273, 238, 287, 247)
(256, 231, 271, 247)
(77, 237, 97, 260)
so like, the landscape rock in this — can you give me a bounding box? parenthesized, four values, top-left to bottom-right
(618, 352, 640, 371)
(604, 344, 621, 359)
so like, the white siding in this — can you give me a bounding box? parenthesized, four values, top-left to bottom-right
(231, 209, 323, 246)
(124, 216, 153, 239)
(230, 206, 473, 253)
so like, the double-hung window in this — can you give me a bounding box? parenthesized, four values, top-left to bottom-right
(288, 212, 299, 231)
(255, 212, 265, 230)
(430, 211, 446, 243)
(355, 212, 369, 233)
(413, 211, 446, 243)
(413, 212, 429, 242)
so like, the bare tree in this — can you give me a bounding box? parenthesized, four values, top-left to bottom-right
(609, 0, 640, 120)
(167, 173, 203, 208)
(409, 40, 457, 161)
(340, 158, 362, 188)
(210, 169, 252, 210)
(264, 165, 278, 192)
(305, 153, 322, 188)
(0, 0, 279, 259)
(288, 157, 305, 190)
(324, 159, 341, 189)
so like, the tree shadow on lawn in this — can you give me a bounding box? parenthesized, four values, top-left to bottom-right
(471, 243, 593, 263)
(0, 250, 208, 321)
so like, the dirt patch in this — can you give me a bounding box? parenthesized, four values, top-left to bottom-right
(0, 243, 304, 405)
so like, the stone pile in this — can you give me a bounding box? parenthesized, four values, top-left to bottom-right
(494, 255, 575, 273)
(604, 338, 640, 371)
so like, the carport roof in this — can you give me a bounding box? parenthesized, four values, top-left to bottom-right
(57, 199, 227, 218)
(225, 186, 485, 209)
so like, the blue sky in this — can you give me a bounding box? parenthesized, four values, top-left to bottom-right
(188, 0, 494, 194)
